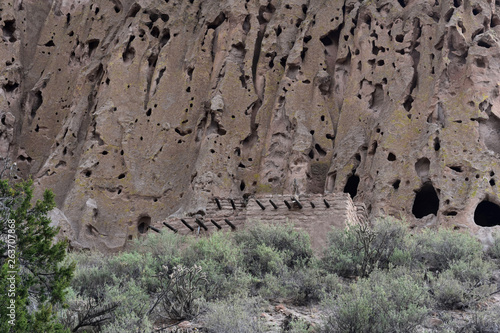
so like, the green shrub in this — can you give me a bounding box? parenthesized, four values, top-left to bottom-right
(431, 256, 496, 310)
(181, 231, 251, 300)
(321, 267, 429, 333)
(153, 264, 207, 321)
(282, 315, 314, 333)
(234, 222, 314, 275)
(200, 297, 268, 333)
(487, 232, 500, 259)
(322, 218, 409, 277)
(408, 228, 483, 272)
(283, 266, 341, 305)
(131, 231, 184, 278)
(442, 305, 500, 332)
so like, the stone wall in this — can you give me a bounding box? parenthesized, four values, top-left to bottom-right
(152, 193, 364, 251)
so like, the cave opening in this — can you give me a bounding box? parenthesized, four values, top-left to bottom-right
(138, 215, 151, 234)
(412, 182, 439, 218)
(343, 174, 360, 199)
(474, 201, 500, 227)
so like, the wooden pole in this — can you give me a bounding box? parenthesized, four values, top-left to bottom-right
(215, 198, 222, 210)
(310, 202, 315, 208)
(284, 200, 291, 209)
(180, 219, 194, 231)
(269, 199, 278, 209)
(230, 199, 236, 210)
(224, 219, 236, 230)
(195, 218, 208, 231)
(255, 199, 266, 210)
(293, 199, 303, 209)
(149, 225, 161, 233)
(162, 222, 178, 233)
(324, 199, 330, 208)
(210, 219, 222, 229)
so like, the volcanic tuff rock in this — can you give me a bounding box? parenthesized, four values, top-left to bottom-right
(2, 0, 500, 250)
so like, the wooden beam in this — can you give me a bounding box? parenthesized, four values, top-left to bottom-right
(210, 219, 222, 229)
(180, 219, 194, 231)
(214, 198, 222, 210)
(224, 219, 236, 230)
(162, 222, 178, 233)
(195, 218, 208, 231)
(255, 199, 266, 210)
(149, 225, 161, 233)
(269, 199, 278, 209)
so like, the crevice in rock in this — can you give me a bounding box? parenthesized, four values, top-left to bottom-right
(207, 113, 227, 136)
(144, 51, 158, 109)
(122, 36, 136, 64)
(175, 127, 193, 136)
(479, 101, 500, 154)
(241, 100, 262, 149)
(127, 3, 141, 18)
(320, 27, 341, 80)
(207, 12, 227, 30)
(29, 90, 43, 119)
(160, 28, 170, 48)
(369, 84, 384, 110)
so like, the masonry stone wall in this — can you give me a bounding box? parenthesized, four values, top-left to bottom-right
(153, 193, 365, 251)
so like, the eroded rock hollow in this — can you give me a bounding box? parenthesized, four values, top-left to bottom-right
(2, 0, 500, 250)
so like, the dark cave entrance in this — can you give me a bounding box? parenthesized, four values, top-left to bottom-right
(138, 215, 151, 234)
(412, 182, 439, 218)
(474, 201, 500, 227)
(343, 174, 360, 199)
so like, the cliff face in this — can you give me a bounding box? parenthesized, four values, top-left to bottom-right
(2, 0, 500, 250)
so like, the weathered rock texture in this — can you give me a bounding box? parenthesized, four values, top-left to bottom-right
(2, 0, 500, 250)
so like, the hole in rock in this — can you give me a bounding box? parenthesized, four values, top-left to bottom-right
(388, 153, 396, 161)
(88, 39, 99, 56)
(478, 40, 492, 48)
(3, 82, 18, 92)
(315, 144, 327, 156)
(415, 157, 430, 180)
(474, 201, 500, 227)
(2, 20, 16, 42)
(151, 26, 160, 38)
(343, 174, 359, 199)
(240, 180, 246, 191)
(138, 216, 151, 234)
(392, 179, 401, 189)
(412, 182, 439, 218)
(449, 165, 463, 172)
(434, 137, 441, 151)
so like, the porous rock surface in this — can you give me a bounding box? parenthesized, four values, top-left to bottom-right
(2, 0, 500, 250)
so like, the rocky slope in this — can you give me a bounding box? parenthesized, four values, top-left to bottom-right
(2, 0, 500, 250)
